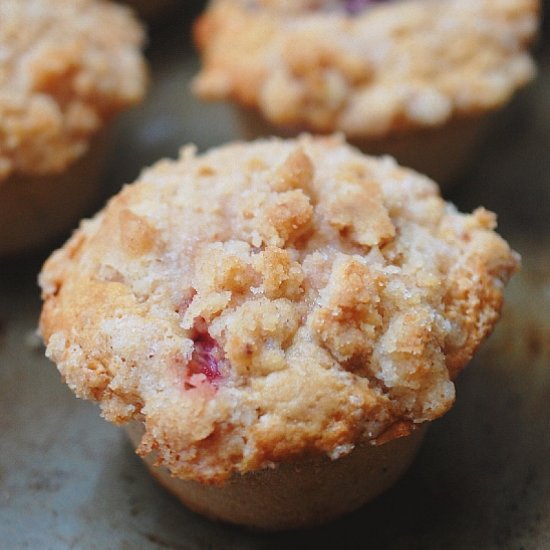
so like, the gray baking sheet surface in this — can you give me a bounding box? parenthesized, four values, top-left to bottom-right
(1, 13, 549, 550)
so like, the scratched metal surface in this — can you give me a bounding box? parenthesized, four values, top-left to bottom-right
(1, 9, 549, 550)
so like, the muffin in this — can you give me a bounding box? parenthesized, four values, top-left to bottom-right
(193, 0, 539, 183)
(0, 0, 147, 257)
(39, 135, 519, 530)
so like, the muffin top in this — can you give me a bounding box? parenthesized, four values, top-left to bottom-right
(0, 0, 147, 183)
(194, 0, 539, 137)
(40, 136, 518, 483)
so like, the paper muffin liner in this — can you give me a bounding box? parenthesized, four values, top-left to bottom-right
(236, 107, 493, 186)
(0, 130, 110, 257)
(125, 420, 427, 531)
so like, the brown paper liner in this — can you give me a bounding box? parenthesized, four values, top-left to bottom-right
(0, 131, 110, 257)
(126, 420, 427, 531)
(237, 106, 492, 186)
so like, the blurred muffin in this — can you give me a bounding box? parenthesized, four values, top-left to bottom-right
(194, 0, 540, 183)
(0, 0, 147, 257)
(40, 135, 519, 530)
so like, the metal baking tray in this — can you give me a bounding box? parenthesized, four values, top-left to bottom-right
(1, 10, 549, 549)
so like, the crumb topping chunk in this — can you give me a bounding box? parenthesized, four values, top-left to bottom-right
(40, 136, 519, 482)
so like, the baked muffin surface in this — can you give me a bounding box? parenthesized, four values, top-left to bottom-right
(40, 136, 518, 482)
(194, 0, 539, 136)
(0, 0, 147, 182)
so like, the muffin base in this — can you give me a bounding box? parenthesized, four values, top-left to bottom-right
(236, 107, 492, 186)
(126, 421, 426, 531)
(0, 132, 109, 257)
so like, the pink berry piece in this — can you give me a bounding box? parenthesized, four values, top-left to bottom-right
(188, 331, 223, 383)
(182, 318, 225, 389)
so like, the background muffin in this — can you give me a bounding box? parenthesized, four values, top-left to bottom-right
(39, 135, 518, 529)
(0, 0, 147, 257)
(194, 0, 540, 183)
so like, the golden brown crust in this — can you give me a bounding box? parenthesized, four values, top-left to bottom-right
(39, 135, 519, 482)
(0, 0, 147, 182)
(193, 0, 539, 136)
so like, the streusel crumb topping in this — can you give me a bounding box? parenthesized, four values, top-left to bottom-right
(194, 0, 539, 136)
(0, 0, 147, 182)
(40, 136, 518, 482)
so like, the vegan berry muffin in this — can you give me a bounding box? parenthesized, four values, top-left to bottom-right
(194, 0, 539, 183)
(0, 0, 147, 257)
(40, 135, 519, 530)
